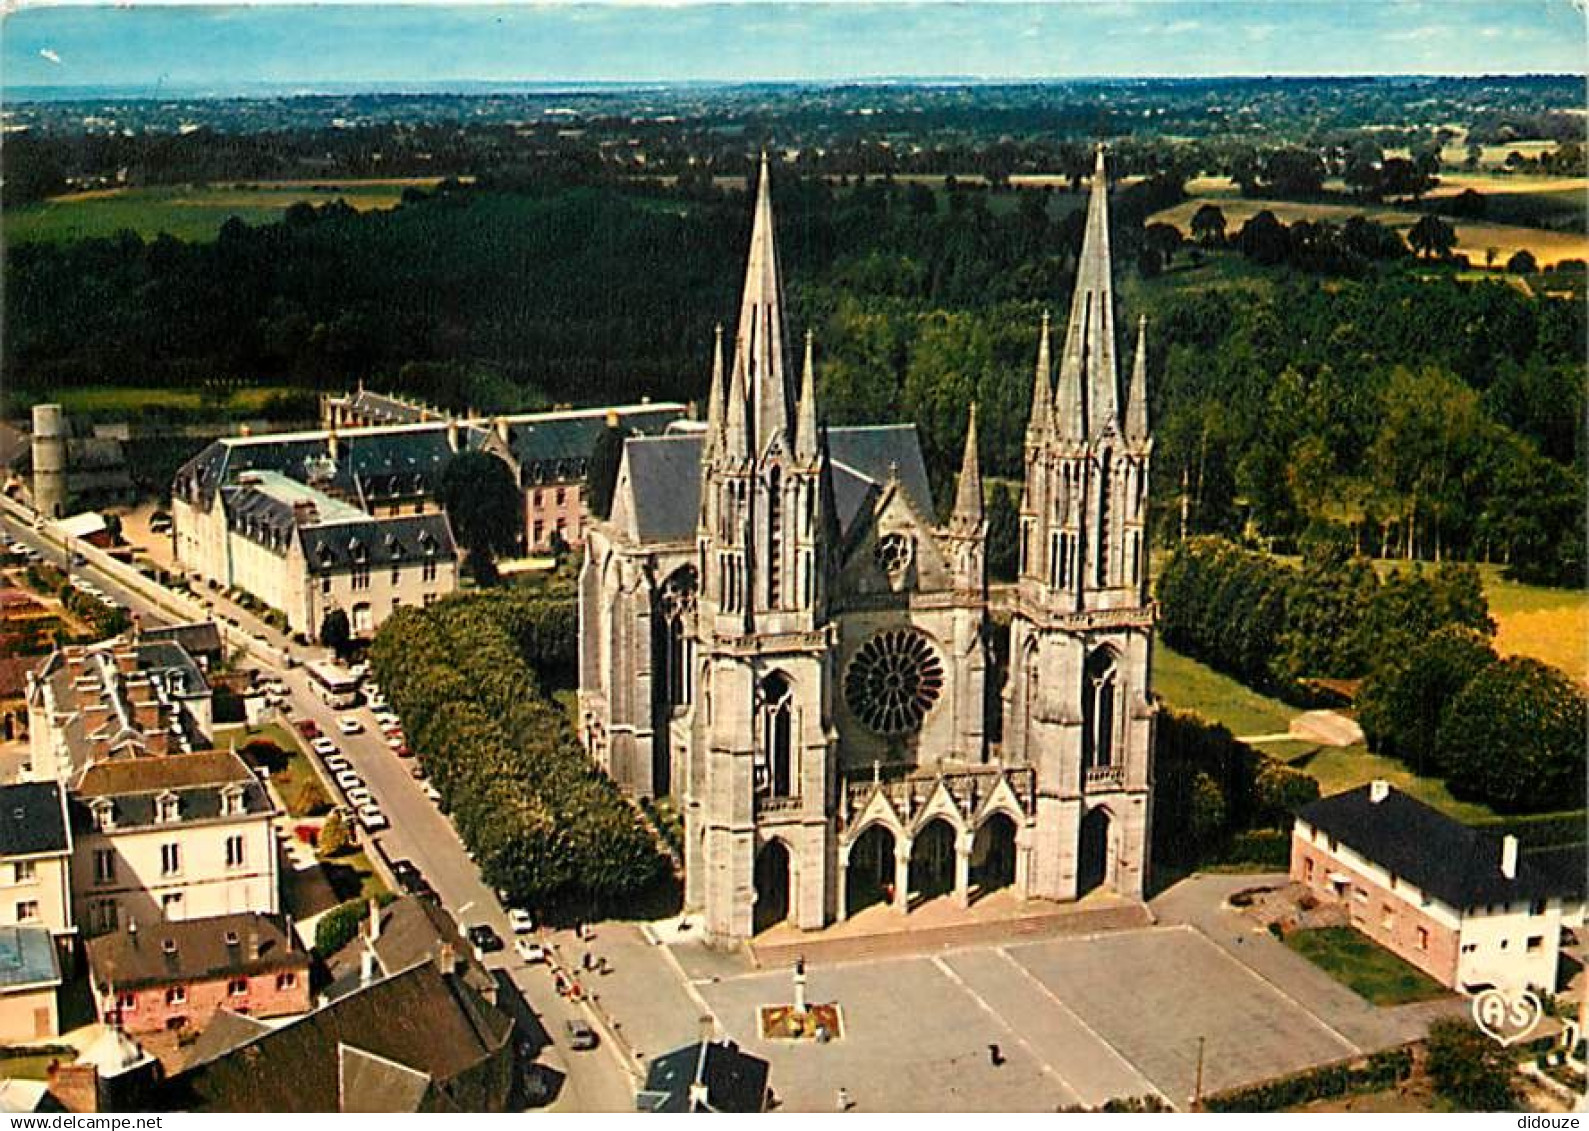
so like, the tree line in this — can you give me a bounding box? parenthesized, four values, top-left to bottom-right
(367, 590, 670, 915)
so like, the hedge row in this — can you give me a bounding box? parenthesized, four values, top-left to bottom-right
(369, 590, 666, 914)
(1157, 536, 1492, 698)
(1204, 1047, 1413, 1112)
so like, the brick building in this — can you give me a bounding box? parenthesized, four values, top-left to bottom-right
(85, 912, 309, 1035)
(1291, 781, 1586, 995)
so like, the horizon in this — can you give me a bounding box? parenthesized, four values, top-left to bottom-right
(3, 1, 1585, 96)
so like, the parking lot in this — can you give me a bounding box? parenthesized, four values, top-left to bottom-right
(679, 925, 1373, 1112)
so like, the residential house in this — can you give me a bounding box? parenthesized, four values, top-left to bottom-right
(68, 750, 279, 936)
(0, 925, 63, 1042)
(0, 782, 75, 961)
(638, 1039, 770, 1113)
(1291, 781, 1587, 995)
(163, 952, 515, 1112)
(85, 911, 310, 1035)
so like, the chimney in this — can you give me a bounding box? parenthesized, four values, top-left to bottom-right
(436, 942, 458, 977)
(494, 417, 509, 445)
(605, 409, 620, 429)
(368, 898, 382, 943)
(447, 418, 460, 453)
(1368, 779, 1390, 804)
(1501, 835, 1519, 880)
(127, 919, 138, 945)
(360, 945, 377, 987)
(327, 429, 339, 461)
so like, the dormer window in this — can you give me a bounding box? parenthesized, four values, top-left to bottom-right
(156, 792, 181, 824)
(91, 798, 116, 832)
(220, 785, 246, 818)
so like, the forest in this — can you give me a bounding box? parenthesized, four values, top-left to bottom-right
(7, 163, 1583, 582)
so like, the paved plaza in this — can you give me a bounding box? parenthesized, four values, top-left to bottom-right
(558, 874, 1466, 1112)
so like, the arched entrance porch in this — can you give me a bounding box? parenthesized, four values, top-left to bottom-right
(753, 839, 791, 934)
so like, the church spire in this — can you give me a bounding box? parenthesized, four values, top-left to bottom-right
(703, 323, 725, 460)
(1056, 145, 1119, 439)
(1126, 314, 1150, 441)
(1027, 309, 1053, 440)
(795, 329, 820, 461)
(951, 402, 983, 530)
(724, 348, 750, 461)
(733, 150, 793, 454)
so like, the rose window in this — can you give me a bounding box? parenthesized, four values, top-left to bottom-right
(844, 629, 945, 735)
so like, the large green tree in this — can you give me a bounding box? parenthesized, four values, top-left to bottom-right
(1425, 1019, 1520, 1111)
(1357, 625, 1498, 775)
(439, 450, 522, 565)
(1436, 656, 1588, 812)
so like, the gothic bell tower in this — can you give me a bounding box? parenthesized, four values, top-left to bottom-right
(688, 154, 840, 944)
(1004, 148, 1156, 902)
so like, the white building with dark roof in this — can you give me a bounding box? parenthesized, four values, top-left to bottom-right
(1292, 781, 1587, 995)
(0, 782, 75, 954)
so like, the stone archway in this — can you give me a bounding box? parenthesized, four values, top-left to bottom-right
(909, 818, 957, 906)
(970, 812, 1018, 901)
(1078, 806, 1113, 897)
(845, 824, 896, 917)
(753, 840, 791, 934)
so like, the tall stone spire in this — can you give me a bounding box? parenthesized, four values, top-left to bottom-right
(703, 323, 725, 460)
(1126, 314, 1150, 441)
(1027, 309, 1053, 440)
(1056, 146, 1119, 439)
(951, 402, 983, 529)
(795, 329, 819, 461)
(724, 347, 750, 462)
(733, 151, 793, 454)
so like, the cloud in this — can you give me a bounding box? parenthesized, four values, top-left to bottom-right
(39, 47, 63, 65)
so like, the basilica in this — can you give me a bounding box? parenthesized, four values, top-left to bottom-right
(579, 150, 1156, 945)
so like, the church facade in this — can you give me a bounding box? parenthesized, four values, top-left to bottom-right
(579, 150, 1156, 945)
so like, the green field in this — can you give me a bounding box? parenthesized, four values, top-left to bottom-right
(10, 383, 307, 420)
(3, 180, 445, 244)
(1284, 926, 1449, 1006)
(1295, 744, 1497, 823)
(1152, 644, 1296, 737)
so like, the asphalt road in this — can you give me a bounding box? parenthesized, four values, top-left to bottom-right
(284, 679, 639, 1111)
(2, 514, 175, 629)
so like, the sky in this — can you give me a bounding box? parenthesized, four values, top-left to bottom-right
(3, 1, 1584, 93)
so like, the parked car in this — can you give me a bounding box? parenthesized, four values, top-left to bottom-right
(345, 787, 373, 807)
(514, 937, 547, 964)
(395, 744, 413, 759)
(424, 782, 442, 804)
(296, 719, 320, 738)
(337, 717, 365, 736)
(335, 770, 362, 790)
(355, 805, 387, 832)
(563, 1018, 598, 1050)
(374, 712, 402, 730)
(310, 737, 339, 757)
(409, 763, 426, 781)
(466, 924, 504, 956)
(324, 756, 352, 773)
(385, 733, 406, 751)
(507, 908, 534, 934)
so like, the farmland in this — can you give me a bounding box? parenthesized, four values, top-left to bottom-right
(3, 178, 457, 244)
(1153, 175, 1588, 268)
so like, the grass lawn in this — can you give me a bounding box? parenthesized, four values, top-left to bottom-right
(4, 180, 448, 245)
(1478, 566, 1588, 684)
(1297, 744, 1496, 822)
(322, 847, 386, 902)
(217, 722, 328, 817)
(1284, 926, 1449, 1006)
(1152, 644, 1296, 737)
(0, 1055, 63, 1080)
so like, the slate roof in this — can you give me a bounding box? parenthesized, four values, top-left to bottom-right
(641, 1039, 769, 1113)
(619, 423, 934, 546)
(71, 750, 272, 832)
(500, 405, 686, 486)
(297, 514, 456, 575)
(139, 622, 224, 666)
(339, 1045, 433, 1113)
(87, 912, 306, 992)
(1299, 784, 1588, 910)
(166, 959, 514, 1113)
(0, 781, 70, 858)
(0, 925, 62, 992)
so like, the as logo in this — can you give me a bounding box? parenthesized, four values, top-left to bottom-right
(1471, 988, 1543, 1046)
